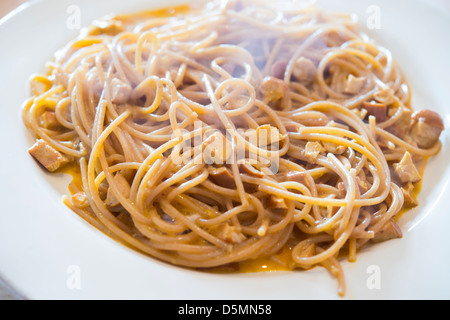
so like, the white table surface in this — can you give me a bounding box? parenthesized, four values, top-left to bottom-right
(0, 0, 449, 300)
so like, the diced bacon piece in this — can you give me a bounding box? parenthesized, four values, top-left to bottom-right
(292, 57, 317, 82)
(304, 141, 323, 164)
(284, 171, 307, 185)
(299, 116, 330, 127)
(401, 182, 419, 209)
(72, 192, 89, 209)
(409, 109, 444, 149)
(28, 139, 68, 172)
(284, 122, 301, 133)
(372, 219, 403, 243)
(322, 141, 346, 155)
(256, 124, 283, 147)
(393, 152, 422, 184)
(88, 18, 124, 36)
(363, 101, 387, 123)
(267, 195, 288, 214)
(209, 167, 236, 189)
(260, 77, 290, 110)
(344, 75, 366, 94)
(111, 78, 132, 105)
(385, 107, 413, 139)
(40, 111, 61, 130)
(373, 88, 397, 105)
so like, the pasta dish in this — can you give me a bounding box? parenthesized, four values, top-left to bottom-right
(22, 0, 444, 296)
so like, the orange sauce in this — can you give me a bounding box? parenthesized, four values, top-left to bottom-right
(238, 246, 295, 273)
(57, 161, 83, 194)
(115, 4, 194, 26)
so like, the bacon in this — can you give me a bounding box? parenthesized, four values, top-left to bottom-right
(409, 109, 444, 149)
(28, 139, 68, 172)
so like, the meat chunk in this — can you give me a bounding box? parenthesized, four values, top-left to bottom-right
(363, 101, 387, 123)
(372, 218, 403, 243)
(401, 182, 419, 209)
(344, 75, 366, 94)
(28, 139, 69, 172)
(322, 141, 346, 155)
(256, 124, 283, 148)
(40, 111, 62, 130)
(373, 88, 397, 105)
(284, 122, 301, 133)
(304, 141, 323, 164)
(393, 152, 422, 184)
(301, 115, 330, 127)
(88, 18, 124, 36)
(284, 171, 307, 185)
(238, 162, 264, 178)
(105, 173, 131, 207)
(209, 167, 236, 189)
(409, 109, 444, 149)
(267, 195, 288, 214)
(385, 107, 413, 139)
(111, 78, 132, 105)
(71, 192, 89, 209)
(292, 57, 317, 83)
(260, 77, 290, 110)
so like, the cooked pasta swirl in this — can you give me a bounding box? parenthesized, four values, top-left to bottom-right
(23, 0, 444, 297)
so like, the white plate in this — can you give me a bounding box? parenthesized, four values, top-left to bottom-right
(0, 0, 449, 300)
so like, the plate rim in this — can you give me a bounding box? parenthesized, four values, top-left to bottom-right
(1, 0, 450, 300)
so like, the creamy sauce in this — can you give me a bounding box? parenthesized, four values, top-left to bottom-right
(238, 245, 295, 273)
(59, 162, 83, 195)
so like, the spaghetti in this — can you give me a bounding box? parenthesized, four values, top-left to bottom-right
(22, 0, 444, 296)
